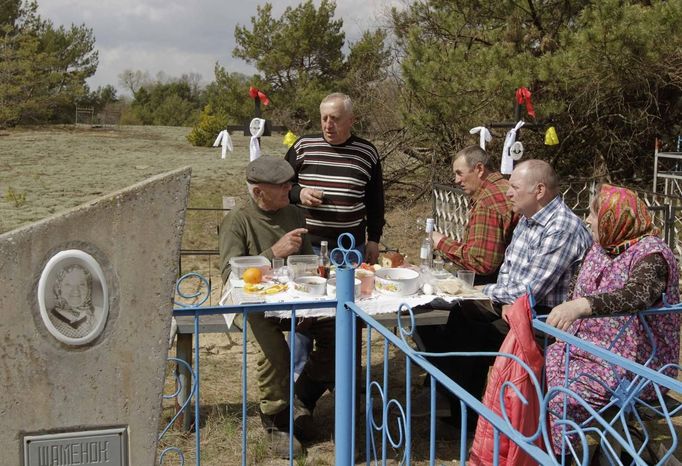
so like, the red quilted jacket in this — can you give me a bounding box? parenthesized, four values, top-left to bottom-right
(469, 295, 546, 466)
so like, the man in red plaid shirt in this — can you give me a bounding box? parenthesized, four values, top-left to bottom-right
(432, 145, 518, 284)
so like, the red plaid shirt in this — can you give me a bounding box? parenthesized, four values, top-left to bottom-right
(436, 172, 518, 275)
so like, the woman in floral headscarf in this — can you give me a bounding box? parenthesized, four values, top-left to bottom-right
(544, 184, 680, 453)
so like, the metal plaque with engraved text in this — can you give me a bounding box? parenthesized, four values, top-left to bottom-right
(24, 428, 127, 466)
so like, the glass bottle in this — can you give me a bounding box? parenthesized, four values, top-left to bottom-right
(420, 218, 434, 270)
(318, 241, 330, 278)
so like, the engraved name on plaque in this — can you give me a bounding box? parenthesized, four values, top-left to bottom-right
(24, 428, 127, 466)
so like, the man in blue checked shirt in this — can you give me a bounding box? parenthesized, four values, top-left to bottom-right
(415, 159, 592, 430)
(484, 159, 593, 312)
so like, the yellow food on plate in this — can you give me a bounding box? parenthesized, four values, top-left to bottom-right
(244, 283, 287, 295)
(244, 283, 264, 293)
(242, 267, 263, 284)
(264, 284, 287, 294)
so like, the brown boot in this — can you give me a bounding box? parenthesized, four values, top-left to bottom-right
(267, 429, 304, 459)
(260, 409, 305, 459)
(292, 396, 315, 441)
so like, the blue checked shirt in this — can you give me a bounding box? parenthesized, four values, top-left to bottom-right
(483, 196, 592, 308)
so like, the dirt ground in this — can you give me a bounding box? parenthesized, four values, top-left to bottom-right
(158, 330, 472, 465)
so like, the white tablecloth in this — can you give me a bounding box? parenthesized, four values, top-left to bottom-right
(219, 283, 490, 328)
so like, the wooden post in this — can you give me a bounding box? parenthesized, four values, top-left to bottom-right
(175, 334, 194, 431)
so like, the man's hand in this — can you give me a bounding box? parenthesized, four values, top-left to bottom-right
(300, 188, 324, 206)
(432, 231, 445, 248)
(365, 241, 380, 264)
(500, 304, 513, 322)
(271, 228, 308, 258)
(546, 298, 591, 331)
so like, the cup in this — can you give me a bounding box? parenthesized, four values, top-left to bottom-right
(272, 257, 284, 271)
(272, 258, 286, 281)
(356, 270, 375, 297)
(431, 257, 449, 279)
(457, 270, 475, 287)
(433, 257, 445, 272)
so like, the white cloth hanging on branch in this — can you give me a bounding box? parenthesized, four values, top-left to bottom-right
(249, 118, 266, 161)
(469, 126, 492, 150)
(501, 120, 525, 175)
(212, 130, 233, 159)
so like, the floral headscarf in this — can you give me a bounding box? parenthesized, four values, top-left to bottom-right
(596, 184, 655, 255)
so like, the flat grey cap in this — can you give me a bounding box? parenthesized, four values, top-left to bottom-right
(246, 155, 294, 184)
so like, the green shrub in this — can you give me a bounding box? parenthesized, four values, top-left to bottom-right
(119, 105, 143, 125)
(186, 106, 227, 147)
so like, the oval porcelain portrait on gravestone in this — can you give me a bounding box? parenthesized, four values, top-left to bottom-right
(510, 140, 524, 160)
(37, 249, 109, 345)
(249, 117, 265, 137)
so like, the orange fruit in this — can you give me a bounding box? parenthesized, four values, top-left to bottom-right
(242, 267, 263, 284)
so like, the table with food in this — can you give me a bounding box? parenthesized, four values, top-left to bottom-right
(219, 251, 490, 326)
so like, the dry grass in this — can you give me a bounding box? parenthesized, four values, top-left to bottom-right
(0, 125, 287, 234)
(157, 330, 470, 465)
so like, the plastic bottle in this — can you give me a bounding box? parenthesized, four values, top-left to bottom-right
(318, 240, 330, 278)
(420, 218, 434, 271)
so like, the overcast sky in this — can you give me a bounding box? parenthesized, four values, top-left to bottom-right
(37, 0, 402, 95)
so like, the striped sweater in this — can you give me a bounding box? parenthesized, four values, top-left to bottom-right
(286, 134, 385, 248)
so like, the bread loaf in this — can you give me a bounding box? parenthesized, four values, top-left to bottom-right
(380, 251, 404, 268)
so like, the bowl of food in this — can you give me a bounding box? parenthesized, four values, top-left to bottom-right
(374, 268, 420, 296)
(292, 275, 327, 296)
(326, 278, 362, 298)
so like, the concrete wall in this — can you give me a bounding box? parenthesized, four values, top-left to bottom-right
(0, 167, 191, 465)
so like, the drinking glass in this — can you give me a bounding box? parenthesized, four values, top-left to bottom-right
(433, 257, 445, 272)
(431, 257, 449, 279)
(272, 258, 287, 282)
(357, 270, 375, 297)
(457, 270, 475, 287)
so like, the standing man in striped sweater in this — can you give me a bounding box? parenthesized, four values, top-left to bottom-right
(286, 92, 385, 264)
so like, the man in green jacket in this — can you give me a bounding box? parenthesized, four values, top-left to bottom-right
(219, 155, 334, 458)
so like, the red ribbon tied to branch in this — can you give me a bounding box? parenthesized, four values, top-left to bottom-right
(249, 86, 270, 106)
(515, 86, 535, 118)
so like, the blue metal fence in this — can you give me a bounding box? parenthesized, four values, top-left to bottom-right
(162, 266, 682, 465)
(162, 272, 338, 465)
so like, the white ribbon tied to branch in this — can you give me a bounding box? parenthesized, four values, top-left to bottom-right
(501, 120, 525, 175)
(249, 118, 266, 161)
(212, 130, 234, 159)
(469, 126, 492, 150)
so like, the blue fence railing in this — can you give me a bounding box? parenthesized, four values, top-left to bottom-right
(163, 267, 682, 465)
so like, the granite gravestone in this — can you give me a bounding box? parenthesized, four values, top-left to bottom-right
(0, 167, 191, 465)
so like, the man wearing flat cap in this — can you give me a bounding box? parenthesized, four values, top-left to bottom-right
(219, 155, 335, 458)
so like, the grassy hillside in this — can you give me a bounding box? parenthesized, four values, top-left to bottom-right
(0, 125, 429, 261)
(0, 125, 285, 233)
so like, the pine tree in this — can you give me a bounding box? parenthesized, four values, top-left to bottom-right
(0, 0, 98, 126)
